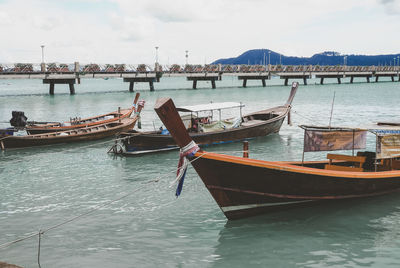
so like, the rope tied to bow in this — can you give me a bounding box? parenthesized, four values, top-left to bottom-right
(173, 140, 200, 197)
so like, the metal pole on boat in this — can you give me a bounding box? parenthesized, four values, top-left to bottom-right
(328, 91, 336, 128)
(375, 135, 378, 172)
(118, 107, 121, 123)
(243, 141, 249, 158)
(352, 130, 355, 156)
(240, 102, 243, 122)
(302, 130, 306, 165)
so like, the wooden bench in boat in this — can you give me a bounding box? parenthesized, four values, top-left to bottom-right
(241, 120, 265, 127)
(325, 153, 366, 172)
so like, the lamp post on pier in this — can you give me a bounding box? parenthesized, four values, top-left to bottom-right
(40, 45, 45, 72)
(263, 50, 266, 67)
(268, 51, 271, 72)
(40, 45, 45, 63)
(155, 46, 159, 71)
(185, 50, 189, 65)
(268, 51, 271, 66)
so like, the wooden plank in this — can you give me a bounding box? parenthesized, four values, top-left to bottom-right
(327, 154, 366, 163)
(325, 164, 363, 172)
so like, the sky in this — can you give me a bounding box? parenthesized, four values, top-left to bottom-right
(0, 0, 399, 65)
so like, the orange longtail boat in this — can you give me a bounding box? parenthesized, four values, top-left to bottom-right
(154, 97, 400, 220)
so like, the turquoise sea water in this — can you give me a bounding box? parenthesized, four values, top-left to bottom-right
(1, 76, 400, 267)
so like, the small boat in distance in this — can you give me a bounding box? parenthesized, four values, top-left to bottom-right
(154, 97, 400, 220)
(113, 82, 298, 155)
(0, 102, 145, 150)
(25, 93, 141, 134)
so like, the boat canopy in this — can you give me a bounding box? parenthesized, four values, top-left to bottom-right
(177, 102, 244, 113)
(300, 124, 400, 135)
(300, 124, 400, 159)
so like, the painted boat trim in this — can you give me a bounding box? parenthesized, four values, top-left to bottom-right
(195, 152, 400, 179)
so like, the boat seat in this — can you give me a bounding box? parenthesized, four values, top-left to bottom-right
(241, 120, 265, 127)
(325, 153, 366, 172)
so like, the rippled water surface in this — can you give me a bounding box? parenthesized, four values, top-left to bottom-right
(1, 77, 400, 267)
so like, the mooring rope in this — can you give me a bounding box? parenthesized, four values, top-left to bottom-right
(0, 178, 159, 250)
(0, 150, 211, 251)
(292, 110, 325, 125)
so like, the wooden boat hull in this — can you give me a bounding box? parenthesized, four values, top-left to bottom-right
(26, 93, 140, 134)
(190, 152, 400, 220)
(26, 108, 134, 134)
(1, 118, 137, 149)
(120, 83, 298, 155)
(121, 107, 287, 154)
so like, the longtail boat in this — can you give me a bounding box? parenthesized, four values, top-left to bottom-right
(0, 102, 144, 150)
(113, 82, 298, 155)
(154, 97, 400, 220)
(25, 93, 141, 134)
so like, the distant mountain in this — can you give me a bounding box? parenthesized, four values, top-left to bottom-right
(212, 49, 400, 66)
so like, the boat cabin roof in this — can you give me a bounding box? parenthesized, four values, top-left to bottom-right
(177, 102, 244, 113)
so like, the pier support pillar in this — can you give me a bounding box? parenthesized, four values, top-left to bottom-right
(44, 78, 76, 95)
(350, 76, 354, 83)
(69, 83, 75, 95)
(367, 76, 370, 83)
(193, 80, 197, 89)
(375, 76, 379, 82)
(284, 78, 288, 86)
(320, 78, 324, 85)
(303, 77, 307, 85)
(211, 80, 216, 89)
(391, 76, 395, 82)
(243, 79, 247, 87)
(124, 77, 158, 92)
(49, 83, 55, 95)
(337, 77, 341, 84)
(261, 79, 266, 87)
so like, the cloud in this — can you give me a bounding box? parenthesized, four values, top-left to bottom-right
(378, 0, 400, 14)
(32, 16, 63, 31)
(0, 10, 12, 25)
(108, 13, 156, 42)
(0, 0, 399, 63)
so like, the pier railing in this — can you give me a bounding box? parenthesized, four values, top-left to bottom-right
(0, 63, 399, 75)
(1, 63, 399, 94)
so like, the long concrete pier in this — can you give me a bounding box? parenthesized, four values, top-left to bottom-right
(0, 62, 399, 94)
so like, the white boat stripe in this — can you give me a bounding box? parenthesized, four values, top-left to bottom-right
(221, 200, 314, 212)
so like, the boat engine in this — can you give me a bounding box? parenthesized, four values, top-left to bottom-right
(9, 111, 28, 128)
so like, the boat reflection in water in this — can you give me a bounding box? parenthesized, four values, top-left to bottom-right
(212, 193, 400, 266)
